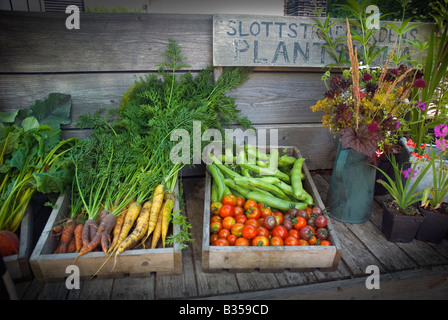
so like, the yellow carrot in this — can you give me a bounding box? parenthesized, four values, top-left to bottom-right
(111, 202, 141, 253)
(142, 184, 164, 245)
(108, 205, 127, 253)
(151, 208, 164, 249)
(116, 200, 152, 253)
(161, 191, 175, 248)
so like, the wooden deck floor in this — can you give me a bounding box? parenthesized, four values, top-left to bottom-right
(16, 171, 448, 300)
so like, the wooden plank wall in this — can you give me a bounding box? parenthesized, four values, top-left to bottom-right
(0, 12, 337, 171)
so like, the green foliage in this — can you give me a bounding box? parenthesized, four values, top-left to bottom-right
(0, 94, 76, 232)
(375, 155, 431, 211)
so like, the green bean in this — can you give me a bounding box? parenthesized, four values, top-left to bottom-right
(224, 179, 251, 198)
(211, 179, 219, 202)
(290, 158, 314, 205)
(206, 163, 226, 201)
(278, 155, 297, 167)
(235, 177, 289, 200)
(246, 191, 307, 211)
(209, 153, 241, 179)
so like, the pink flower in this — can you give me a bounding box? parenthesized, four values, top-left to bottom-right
(435, 124, 447, 138)
(402, 168, 418, 179)
(436, 139, 448, 151)
(413, 78, 427, 88)
(375, 149, 383, 157)
(415, 101, 427, 111)
(396, 120, 401, 130)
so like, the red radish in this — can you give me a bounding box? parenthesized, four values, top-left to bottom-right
(0, 230, 19, 257)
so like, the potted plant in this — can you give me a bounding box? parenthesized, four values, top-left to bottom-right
(416, 146, 448, 243)
(310, 21, 426, 223)
(376, 155, 431, 242)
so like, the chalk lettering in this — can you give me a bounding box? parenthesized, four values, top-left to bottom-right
(261, 21, 273, 37)
(272, 41, 289, 63)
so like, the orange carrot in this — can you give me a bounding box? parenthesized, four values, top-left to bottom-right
(74, 223, 83, 252)
(53, 219, 76, 254)
(67, 235, 77, 253)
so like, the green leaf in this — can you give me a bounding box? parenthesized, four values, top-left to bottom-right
(33, 166, 73, 194)
(21, 116, 39, 132)
(23, 93, 72, 130)
(0, 110, 18, 124)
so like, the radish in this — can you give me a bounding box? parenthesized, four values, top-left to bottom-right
(0, 230, 20, 257)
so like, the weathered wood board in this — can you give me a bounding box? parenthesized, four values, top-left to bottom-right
(202, 146, 342, 272)
(213, 14, 433, 67)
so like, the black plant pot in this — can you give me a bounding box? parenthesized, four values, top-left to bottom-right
(416, 206, 448, 244)
(381, 202, 425, 243)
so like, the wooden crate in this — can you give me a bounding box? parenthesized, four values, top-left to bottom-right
(4, 194, 51, 281)
(30, 182, 183, 281)
(202, 146, 342, 272)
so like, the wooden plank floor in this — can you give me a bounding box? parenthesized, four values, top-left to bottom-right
(16, 171, 448, 300)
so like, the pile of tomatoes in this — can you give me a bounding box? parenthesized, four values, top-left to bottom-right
(209, 194, 332, 247)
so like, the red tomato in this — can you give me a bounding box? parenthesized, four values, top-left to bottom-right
(218, 228, 230, 239)
(259, 204, 272, 218)
(288, 229, 300, 239)
(293, 216, 307, 230)
(242, 224, 257, 239)
(273, 211, 284, 226)
(270, 235, 284, 246)
(314, 215, 328, 228)
(210, 201, 223, 215)
(231, 222, 244, 238)
(210, 215, 222, 223)
(222, 194, 237, 206)
(299, 226, 314, 241)
(284, 236, 299, 246)
(233, 206, 244, 216)
(315, 227, 329, 240)
(244, 199, 257, 211)
(320, 240, 332, 246)
(222, 216, 236, 230)
(210, 221, 222, 233)
(227, 234, 237, 245)
(272, 225, 288, 239)
(236, 196, 245, 208)
(234, 213, 247, 224)
(297, 239, 309, 246)
(235, 237, 250, 246)
(219, 204, 234, 218)
(246, 206, 261, 219)
(214, 238, 229, 246)
(252, 236, 269, 247)
(257, 226, 270, 237)
(210, 233, 219, 244)
(245, 218, 259, 228)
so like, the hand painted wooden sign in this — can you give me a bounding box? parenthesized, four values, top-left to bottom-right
(213, 14, 432, 68)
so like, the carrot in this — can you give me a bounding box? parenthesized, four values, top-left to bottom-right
(108, 206, 127, 253)
(74, 223, 83, 252)
(150, 209, 164, 249)
(161, 191, 175, 248)
(53, 219, 76, 254)
(77, 211, 116, 257)
(142, 184, 164, 245)
(67, 235, 77, 253)
(81, 219, 95, 249)
(110, 202, 142, 253)
(114, 200, 152, 254)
